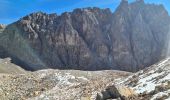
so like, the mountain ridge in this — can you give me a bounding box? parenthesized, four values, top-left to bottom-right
(0, 0, 170, 72)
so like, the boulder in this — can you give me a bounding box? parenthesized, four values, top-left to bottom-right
(96, 85, 137, 100)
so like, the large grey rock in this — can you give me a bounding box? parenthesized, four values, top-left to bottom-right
(0, 0, 169, 71)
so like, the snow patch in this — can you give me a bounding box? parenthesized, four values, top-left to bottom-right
(160, 73, 170, 81)
(121, 58, 170, 95)
(54, 72, 76, 85)
(151, 90, 170, 100)
(77, 76, 88, 81)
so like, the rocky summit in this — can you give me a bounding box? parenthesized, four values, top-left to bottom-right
(0, 0, 170, 71)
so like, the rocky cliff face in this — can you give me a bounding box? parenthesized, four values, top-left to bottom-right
(0, 0, 170, 71)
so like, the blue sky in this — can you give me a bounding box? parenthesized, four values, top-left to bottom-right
(0, 0, 169, 24)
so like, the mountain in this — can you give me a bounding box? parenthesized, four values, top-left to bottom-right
(0, 58, 169, 100)
(0, 0, 170, 71)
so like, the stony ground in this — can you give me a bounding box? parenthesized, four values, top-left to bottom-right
(0, 58, 170, 100)
(0, 69, 132, 100)
(0, 58, 26, 74)
(118, 58, 170, 100)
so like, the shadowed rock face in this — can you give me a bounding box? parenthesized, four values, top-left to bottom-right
(0, 0, 169, 71)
